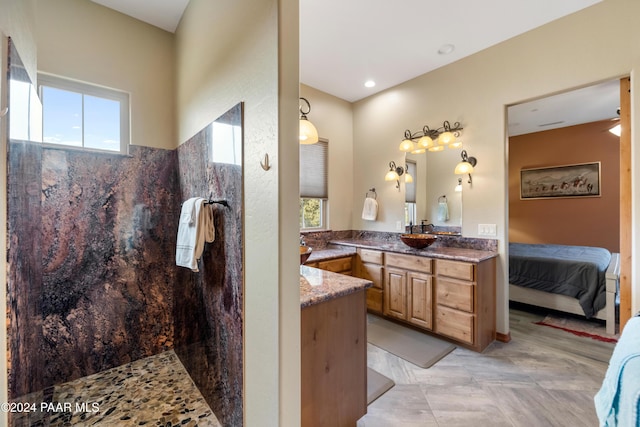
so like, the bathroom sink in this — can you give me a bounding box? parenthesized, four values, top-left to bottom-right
(300, 246, 313, 265)
(400, 234, 438, 249)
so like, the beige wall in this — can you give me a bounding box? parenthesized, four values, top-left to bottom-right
(176, 0, 299, 425)
(0, 0, 36, 81)
(509, 120, 620, 252)
(300, 84, 354, 230)
(353, 0, 640, 333)
(35, 0, 175, 150)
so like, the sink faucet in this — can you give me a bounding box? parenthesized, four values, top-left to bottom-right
(420, 220, 434, 233)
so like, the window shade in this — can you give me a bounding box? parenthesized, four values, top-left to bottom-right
(300, 139, 328, 199)
(405, 160, 416, 203)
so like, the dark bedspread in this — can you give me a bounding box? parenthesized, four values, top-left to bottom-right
(509, 243, 611, 318)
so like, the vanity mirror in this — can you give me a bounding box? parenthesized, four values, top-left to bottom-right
(405, 148, 462, 231)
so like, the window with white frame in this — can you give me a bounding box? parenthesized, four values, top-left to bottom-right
(38, 74, 130, 154)
(300, 138, 328, 230)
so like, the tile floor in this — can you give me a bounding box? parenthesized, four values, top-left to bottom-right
(10, 308, 616, 427)
(11, 350, 221, 427)
(358, 308, 616, 426)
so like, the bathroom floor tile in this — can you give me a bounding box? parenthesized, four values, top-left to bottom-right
(11, 350, 221, 427)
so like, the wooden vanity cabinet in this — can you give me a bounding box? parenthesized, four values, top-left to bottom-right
(383, 253, 433, 330)
(315, 256, 353, 275)
(435, 258, 496, 352)
(355, 248, 384, 314)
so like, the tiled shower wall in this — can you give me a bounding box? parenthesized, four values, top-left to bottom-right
(7, 131, 243, 425)
(174, 119, 243, 427)
(7, 141, 180, 397)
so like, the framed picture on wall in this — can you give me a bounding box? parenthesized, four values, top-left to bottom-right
(520, 162, 601, 199)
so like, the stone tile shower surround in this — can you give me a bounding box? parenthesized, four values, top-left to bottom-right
(7, 141, 180, 398)
(7, 133, 243, 426)
(174, 118, 243, 427)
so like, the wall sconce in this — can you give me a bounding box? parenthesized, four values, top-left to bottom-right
(399, 121, 463, 153)
(299, 97, 319, 144)
(455, 178, 463, 192)
(385, 161, 407, 190)
(454, 150, 477, 184)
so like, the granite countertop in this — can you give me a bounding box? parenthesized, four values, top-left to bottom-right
(306, 246, 356, 263)
(329, 238, 498, 263)
(299, 265, 372, 308)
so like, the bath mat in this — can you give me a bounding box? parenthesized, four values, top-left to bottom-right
(367, 315, 455, 368)
(367, 368, 394, 404)
(534, 314, 619, 343)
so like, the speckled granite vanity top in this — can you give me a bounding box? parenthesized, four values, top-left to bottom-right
(300, 265, 371, 308)
(329, 238, 498, 263)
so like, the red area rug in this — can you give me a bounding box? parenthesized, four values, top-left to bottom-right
(534, 314, 619, 343)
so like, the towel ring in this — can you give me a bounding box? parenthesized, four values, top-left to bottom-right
(438, 195, 447, 203)
(366, 188, 377, 199)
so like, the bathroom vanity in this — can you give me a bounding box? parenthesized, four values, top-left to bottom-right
(299, 265, 371, 426)
(309, 238, 498, 352)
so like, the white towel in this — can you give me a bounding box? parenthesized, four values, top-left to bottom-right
(362, 197, 378, 221)
(437, 201, 449, 222)
(176, 197, 215, 272)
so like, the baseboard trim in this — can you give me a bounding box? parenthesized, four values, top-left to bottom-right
(496, 331, 511, 343)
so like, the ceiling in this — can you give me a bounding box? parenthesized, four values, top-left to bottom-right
(91, 0, 617, 135)
(508, 79, 620, 136)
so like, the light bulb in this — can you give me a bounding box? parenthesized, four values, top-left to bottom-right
(399, 138, 415, 152)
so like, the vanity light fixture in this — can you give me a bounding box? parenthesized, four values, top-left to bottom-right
(385, 161, 406, 190)
(454, 150, 477, 184)
(399, 121, 463, 153)
(299, 97, 319, 145)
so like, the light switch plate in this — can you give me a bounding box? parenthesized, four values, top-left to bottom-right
(396, 221, 403, 231)
(478, 223, 497, 236)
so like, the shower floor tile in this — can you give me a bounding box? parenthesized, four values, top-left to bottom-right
(12, 350, 221, 427)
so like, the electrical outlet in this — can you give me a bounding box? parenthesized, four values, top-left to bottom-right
(396, 221, 403, 231)
(478, 224, 497, 236)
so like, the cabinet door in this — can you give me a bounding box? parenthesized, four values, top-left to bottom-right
(383, 267, 407, 320)
(408, 271, 432, 330)
(366, 288, 383, 314)
(360, 263, 383, 289)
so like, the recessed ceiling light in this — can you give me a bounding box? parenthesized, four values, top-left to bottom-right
(437, 44, 455, 55)
(364, 80, 376, 88)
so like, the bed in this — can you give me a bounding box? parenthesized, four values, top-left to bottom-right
(509, 242, 620, 334)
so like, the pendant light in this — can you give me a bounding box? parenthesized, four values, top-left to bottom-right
(299, 97, 319, 144)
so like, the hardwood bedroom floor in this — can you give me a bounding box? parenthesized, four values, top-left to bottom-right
(358, 307, 615, 427)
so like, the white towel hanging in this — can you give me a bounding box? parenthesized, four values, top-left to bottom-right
(176, 197, 215, 272)
(362, 197, 378, 221)
(437, 196, 449, 222)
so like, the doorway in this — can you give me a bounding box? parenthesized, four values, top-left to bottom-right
(506, 77, 632, 331)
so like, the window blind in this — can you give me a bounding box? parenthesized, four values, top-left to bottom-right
(300, 139, 328, 199)
(405, 160, 416, 203)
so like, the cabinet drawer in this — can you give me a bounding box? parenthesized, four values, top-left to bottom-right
(360, 263, 383, 289)
(319, 257, 352, 274)
(385, 253, 432, 274)
(366, 288, 383, 313)
(437, 278, 474, 312)
(359, 248, 383, 265)
(436, 306, 474, 344)
(437, 259, 475, 281)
